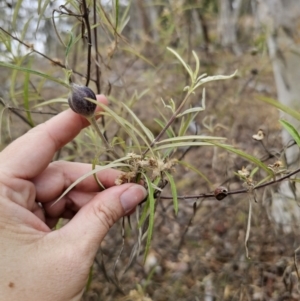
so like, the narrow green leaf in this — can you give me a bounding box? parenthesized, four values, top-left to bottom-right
(111, 136, 126, 152)
(65, 31, 74, 58)
(85, 265, 93, 292)
(156, 107, 176, 136)
(92, 158, 105, 190)
(290, 178, 300, 183)
(55, 218, 64, 230)
(245, 198, 252, 259)
(153, 141, 212, 151)
(120, 0, 131, 25)
(194, 70, 237, 90)
(259, 96, 300, 121)
(0, 30, 12, 52)
(137, 177, 161, 229)
(36, 76, 48, 93)
(121, 47, 155, 68)
(158, 141, 274, 176)
(250, 166, 259, 178)
(138, 198, 150, 229)
(167, 47, 193, 80)
(23, 72, 34, 127)
(176, 106, 205, 118)
(118, 0, 131, 33)
(115, 0, 119, 30)
(164, 171, 178, 215)
(178, 89, 205, 122)
(157, 135, 225, 144)
(212, 142, 274, 176)
(255, 174, 274, 187)
(9, 56, 28, 105)
(6, 106, 11, 140)
(179, 114, 194, 137)
(9, 69, 18, 105)
(96, 4, 114, 35)
(38, 0, 42, 14)
(52, 10, 66, 47)
(21, 17, 34, 41)
(52, 161, 131, 206)
(142, 173, 155, 262)
(0, 61, 69, 88)
(36, 0, 51, 33)
(118, 16, 130, 34)
(192, 50, 200, 80)
(0, 106, 7, 144)
(178, 161, 213, 186)
(12, 0, 22, 29)
(154, 118, 174, 138)
(279, 119, 300, 147)
(33, 98, 68, 108)
(122, 103, 154, 141)
(160, 97, 175, 112)
(101, 111, 142, 153)
(97, 102, 154, 154)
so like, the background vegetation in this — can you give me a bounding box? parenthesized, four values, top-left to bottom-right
(1, 0, 300, 300)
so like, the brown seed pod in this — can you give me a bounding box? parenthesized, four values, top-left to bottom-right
(214, 186, 228, 201)
(68, 84, 97, 117)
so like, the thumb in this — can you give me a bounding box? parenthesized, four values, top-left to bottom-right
(58, 183, 147, 254)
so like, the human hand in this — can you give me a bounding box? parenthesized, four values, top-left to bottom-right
(0, 95, 147, 301)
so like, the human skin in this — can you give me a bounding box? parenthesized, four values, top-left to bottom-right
(0, 95, 147, 301)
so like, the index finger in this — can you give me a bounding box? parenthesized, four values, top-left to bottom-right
(0, 95, 108, 179)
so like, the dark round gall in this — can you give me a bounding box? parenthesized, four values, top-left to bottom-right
(214, 186, 228, 201)
(68, 84, 97, 117)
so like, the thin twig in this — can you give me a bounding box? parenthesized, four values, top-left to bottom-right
(81, 0, 92, 86)
(160, 167, 300, 200)
(177, 201, 199, 251)
(29, 79, 59, 114)
(0, 26, 96, 82)
(142, 92, 192, 157)
(93, 0, 101, 93)
(88, 116, 119, 160)
(0, 99, 57, 128)
(0, 99, 32, 127)
(9, 107, 56, 116)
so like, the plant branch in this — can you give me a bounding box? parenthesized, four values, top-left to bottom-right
(0, 26, 96, 82)
(93, 0, 101, 94)
(0, 99, 32, 127)
(160, 167, 300, 200)
(0, 98, 56, 129)
(81, 0, 92, 86)
(142, 92, 192, 157)
(87, 116, 119, 160)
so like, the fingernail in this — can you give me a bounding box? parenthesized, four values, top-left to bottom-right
(120, 185, 147, 213)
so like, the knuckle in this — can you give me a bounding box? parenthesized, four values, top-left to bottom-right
(92, 204, 119, 230)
